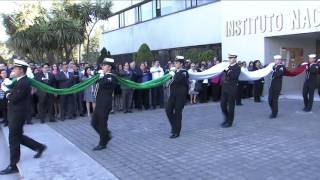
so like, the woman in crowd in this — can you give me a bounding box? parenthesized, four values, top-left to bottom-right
(138, 63, 151, 109)
(51, 64, 60, 119)
(83, 67, 96, 117)
(114, 64, 123, 111)
(188, 63, 199, 104)
(198, 63, 209, 103)
(253, 60, 264, 102)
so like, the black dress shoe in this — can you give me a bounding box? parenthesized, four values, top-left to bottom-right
(236, 103, 243, 106)
(303, 108, 311, 112)
(3, 122, 8, 127)
(34, 145, 47, 158)
(92, 145, 106, 151)
(170, 134, 180, 139)
(127, 110, 132, 113)
(0, 165, 18, 175)
(40, 120, 45, 124)
(49, 119, 57, 122)
(269, 114, 277, 119)
(221, 123, 232, 128)
(220, 121, 227, 126)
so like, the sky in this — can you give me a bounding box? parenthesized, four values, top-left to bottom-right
(0, 0, 138, 42)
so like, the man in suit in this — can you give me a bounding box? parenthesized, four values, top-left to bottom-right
(55, 62, 75, 120)
(0, 60, 46, 175)
(35, 63, 56, 123)
(268, 55, 285, 118)
(220, 54, 241, 128)
(166, 56, 189, 138)
(302, 54, 319, 112)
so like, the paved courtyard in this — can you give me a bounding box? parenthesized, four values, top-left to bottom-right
(48, 98, 320, 180)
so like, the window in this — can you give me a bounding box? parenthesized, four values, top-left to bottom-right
(140, 1, 153, 21)
(197, 0, 216, 6)
(119, 13, 125, 28)
(124, 8, 135, 26)
(161, 0, 186, 16)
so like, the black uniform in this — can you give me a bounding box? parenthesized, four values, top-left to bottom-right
(302, 63, 319, 111)
(268, 64, 285, 118)
(91, 73, 117, 148)
(6, 76, 45, 166)
(35, 72, 56, 122)
(220, 64, 241, 127)
(166, 69, 189, 137)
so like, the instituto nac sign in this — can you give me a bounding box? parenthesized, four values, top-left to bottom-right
(226, 7, 320, 37)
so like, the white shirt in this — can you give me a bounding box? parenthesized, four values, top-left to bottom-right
(150, 66, 164, 80)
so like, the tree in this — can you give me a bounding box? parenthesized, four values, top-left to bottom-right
(97, 47, 111, 64)
(199, 50, 215, 62)
(134, 43, 154, 65)
(65, 0, 112, 58)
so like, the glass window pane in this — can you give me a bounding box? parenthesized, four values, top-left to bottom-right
(120, 13, 125, 28)
(141, 1, 153, 21)
(186, 0, 192, 8)
(197, 0, 215, 6)
(105, 15, 119, 31)
(125, 8, 135, 26)
(161, 0, 186, 16)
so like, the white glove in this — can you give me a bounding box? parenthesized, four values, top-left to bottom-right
(301, 62, 308, 65)
(169, 71, 175, 76)
(26, 67, 34, 79)
(3, 78, 13, 86)
(170, 67, 176, 71)
(98, 70, 104, 78)
(1, 82, 9, 92)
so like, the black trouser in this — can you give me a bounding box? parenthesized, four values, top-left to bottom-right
(137, 89, 150, 110)
(199, 84, 208, 103)
(91, 107, 111, 146)
(122, 89, 133, 112)
(9, 118, 43, 166)
(0, 99, 7, 123)
(303, 81, 316, 110)
(211, 83, 221, 102)
(254, 81, 264, 102)
(268, 81, 282, 116)
(38, 93, 54, 122)
(151, 86, 164, 108)
(166, 90, 186, 135)
(220, 84, 237, 125)
(60, 94, 74, 119)
(236, 82, 244, 105)
(73, 92, 83, 116)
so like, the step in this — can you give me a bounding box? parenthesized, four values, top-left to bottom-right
(1, 124, 118, 180)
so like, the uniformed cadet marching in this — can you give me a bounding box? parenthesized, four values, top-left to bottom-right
(0, 60, 46, 175)
(220, 54, 241, 128)
(166, 56, 189, 138)
(268, 55, 285, 119)
(302, 54, 318, 112)
(91, 58, 117, 151)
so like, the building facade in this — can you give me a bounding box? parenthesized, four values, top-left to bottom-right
(100, 0, 320, 94)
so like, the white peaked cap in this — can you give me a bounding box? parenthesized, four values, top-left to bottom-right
(228, 53, 237, 58)
(308, 54, 316, 58)
(175, 56, 184, 60)
(103, 58, 114, 63)
(13, 59, 29, 67)
(273, 55, 282, 59)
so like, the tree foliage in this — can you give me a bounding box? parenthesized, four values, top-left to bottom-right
(134, 43, 154, 65)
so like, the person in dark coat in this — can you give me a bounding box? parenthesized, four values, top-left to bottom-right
(35, 63, 56, 123)
(91, 58, 117, 151)
(0, 69, 8, 126)
(302, 54, 319, 112)
(166, 56, 189, 138)
(268, 55, 285, 118)
(0, 60, 46, 175)
(220, 54, 241, 128)
(253, 60, 264, 102)
(55, 62, 75, 120)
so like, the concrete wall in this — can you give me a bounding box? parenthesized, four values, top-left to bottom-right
(100, 2, 222, 55)
(221, 1, 320, 62)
